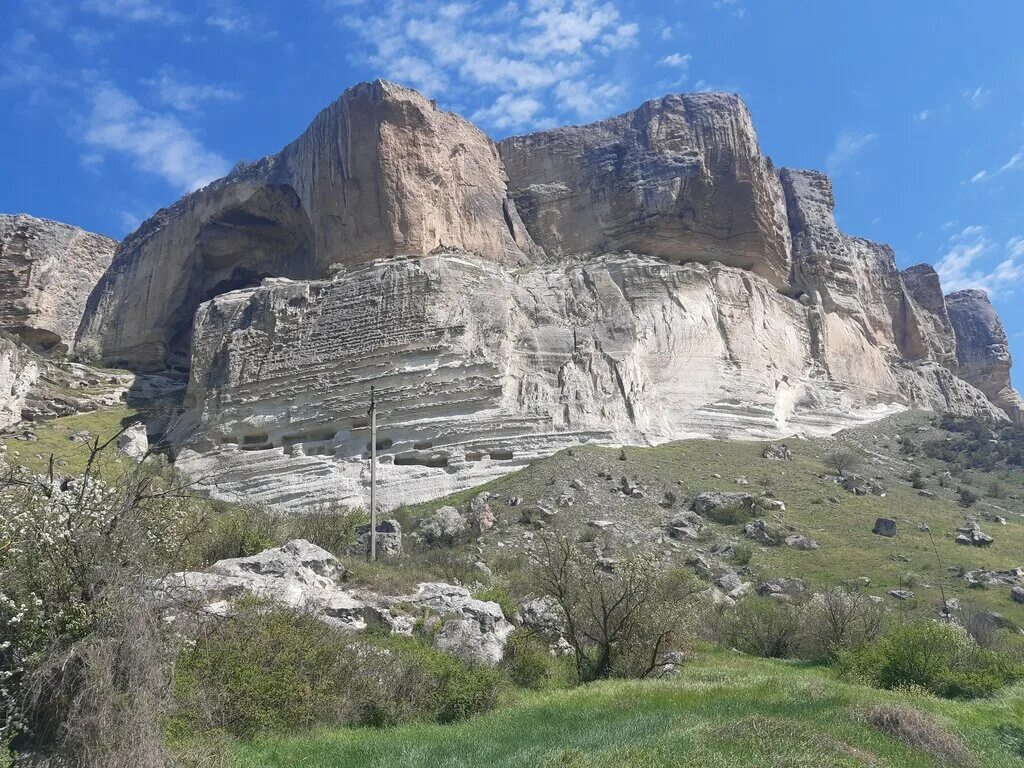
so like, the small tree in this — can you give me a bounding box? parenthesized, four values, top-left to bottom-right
(529, 535, 695, 682)
(802, 587, 886, 661)
(825, 450, 862, 477)
(957, 487, 979, 508)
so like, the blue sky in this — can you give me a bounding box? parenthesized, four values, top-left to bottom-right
(2, 1, 1023, 379)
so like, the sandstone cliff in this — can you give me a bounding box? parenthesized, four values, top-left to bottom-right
(76, 81, 541, 371)
(499, 93, 792, 288)
(947, 289, 1024, 423)
(0, 214, 116, 352)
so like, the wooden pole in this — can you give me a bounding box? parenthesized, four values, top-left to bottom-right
(369, 385, 377, 561)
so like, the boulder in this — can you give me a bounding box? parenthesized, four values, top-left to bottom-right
(956, 518, 994, 547)
(666, 511, 706, 540)
(419, 506, 467, 546)
(889, 589, 915, 601)
(743, 520, 785, 546)
(116, 422, 149, 461)
(757, 577, 807, 598)
(469, 492, 495, 533)
(519, 595, 567, 638)
(354, 519, 403, 558)
(784, 534, 819, 551)
(873, 518, 897, 537)
(762, 444, 792, 461)
(1012, 586, 1024, 604)
(156, 540, 512, 665)
(692, 491, 756, 517)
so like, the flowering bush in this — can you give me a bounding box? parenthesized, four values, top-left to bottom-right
(0, 453, 205, 754)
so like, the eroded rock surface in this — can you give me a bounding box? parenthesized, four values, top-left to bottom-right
(77, 81, 540, 371)
(156, 539, 513, 666)
(499, 93, 792, 287)
(0, 214, 116, 352)
(946, 289, 1024, 422)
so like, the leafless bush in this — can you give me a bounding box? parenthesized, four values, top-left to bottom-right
(801, 587, 886, 661)
(866, 704, 974, 768)
(824, 449, 862, 476)
(530, 535, 697, 682)
(719, 598, 804, 659)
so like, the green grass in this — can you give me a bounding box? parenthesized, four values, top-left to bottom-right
(392, 412, 1024, 625)
(2, 405, 139, 475)
(229, 651, 1024, 767)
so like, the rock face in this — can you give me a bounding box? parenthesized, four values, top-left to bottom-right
(17, 81, 1009, 511)
(76, 81, 540, 371)
(499, 93, 792, 288)
(946, 289, 1024, 422)
(0, 337, 37, 430)
(156, 539, 514, 665)
(0, 214, 116, 352)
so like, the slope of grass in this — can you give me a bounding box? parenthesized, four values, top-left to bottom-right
(230, 651, 1024, 768)
(392, 411, 1024, 625)
(2, 405, 139, 475)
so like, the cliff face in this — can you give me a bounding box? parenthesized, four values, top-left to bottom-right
(0, 214, 116, 352)
(2, 80, 1011, 510)
(177, 252, 1001, 511)
(76, 81, 541, 371)
(498, 93, 792, 288)
(946, 289, 1024, 423)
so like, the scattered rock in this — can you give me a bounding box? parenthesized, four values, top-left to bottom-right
(692, 491, 755, 517)
(666, 511, 705, 540)
(889, 589, 915, 601)
(757, 577, 806, 599)
(1012, 586, 1024, 604)
(955, 518, 994, 547)
(784, 534, 818, 551)
(873, 518, 897, 538)
(762, 444, 792, 461)
(743, 520, 786, 546)
(735, 476, 749, 486)
(469, 492, 495, 533)
(556, 493, 575, 508)
(116, 422, 148, 460)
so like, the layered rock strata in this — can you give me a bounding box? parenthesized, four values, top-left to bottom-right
(0, 214, 116, 352)
(177, 252, 1001, 512)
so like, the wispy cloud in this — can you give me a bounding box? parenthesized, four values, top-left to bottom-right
(711, 0, 746, 18)
(963, 86, 992, 109)
(825, 131, 877, 174)
(936, 225, 1024, 296)
(81, 81, 230, 192)
(658, 53, 691, 69)
(967, 146, 1024, 184)
(205, 0, 276, 38)
(143, 67, 242, 112)
(914, 109, 931, 122)
(80, 0, 184, 24)
(332, 0, 640, 133)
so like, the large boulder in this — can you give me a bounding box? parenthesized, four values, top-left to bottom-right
(0, 213, 116, 353)
(691, 491, 756, 518)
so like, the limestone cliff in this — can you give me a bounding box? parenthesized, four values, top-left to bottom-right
(177, 253, 1001, 511)
(0, 214, 116, 352)
(76, 81, 541, 371)
(946, 289, 1024, 423)
(498, 93, 792, 288)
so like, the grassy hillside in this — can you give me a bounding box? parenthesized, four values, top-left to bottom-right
(231, 650, 1024, 768)
(1, 405, 139, 475)
(394, 411, 1024, 625)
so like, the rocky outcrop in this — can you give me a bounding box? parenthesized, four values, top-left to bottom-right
(946, 289, 1024, 422)
(900, 264, 958, 370)
(156, 539, 513, 665)
(0, 336, 37, 430)
(0, 214, 116, 352)
(175, 251, 1001, 511)
(499, 93, 792, 288)
(76, 81, 541, 371)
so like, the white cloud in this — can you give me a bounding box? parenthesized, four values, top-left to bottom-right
(711, 0, 746, 18)
(143, 68, 242, 112)
(82, 82, 230, 192)
(333, 0, 639, 133)
(935, 225, 1024, 296)
(966, 146, 1024, 184)
(658, 53, 691, 68)
(81, 0, 184, 24)
(963, 86, 992, 109)
(555, 79, 623, 120)
(914, 109, 931, 122)
(471, 93, 544, 130)
(825, 131, 876, 174)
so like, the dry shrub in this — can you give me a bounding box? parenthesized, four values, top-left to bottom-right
(865, 704, 974, 768)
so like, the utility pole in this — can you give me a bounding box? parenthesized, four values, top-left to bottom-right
(368, 385, 377, 561)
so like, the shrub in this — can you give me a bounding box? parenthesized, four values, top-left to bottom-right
(703, 504, 755, 526)
(530, 536, 696, 682)
(475, 584, 517, 620)
(720, 598, 804, 659)
(908, 468, 926, 489)
(957, 487, 979, 508)
(839, 620, 1020, 698)
(731, 544, 754, 567)
(283, 504, 367, 556)
(824, 450, 862, 476)
(499, 629, 571, 690)
(866, 705, 974, 768)
(801, 588, 886, 661)
(196, 503, 283, 565)
(173, 602, 506, 738)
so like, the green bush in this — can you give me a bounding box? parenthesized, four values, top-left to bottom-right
(173, 602, 506, 739)
(703, 504, 755, 525)
(475, 584, 517, 620)
(196, 504, 283, 565)
(838, 620, 1020, 699)
(500, 629, 572, 690)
